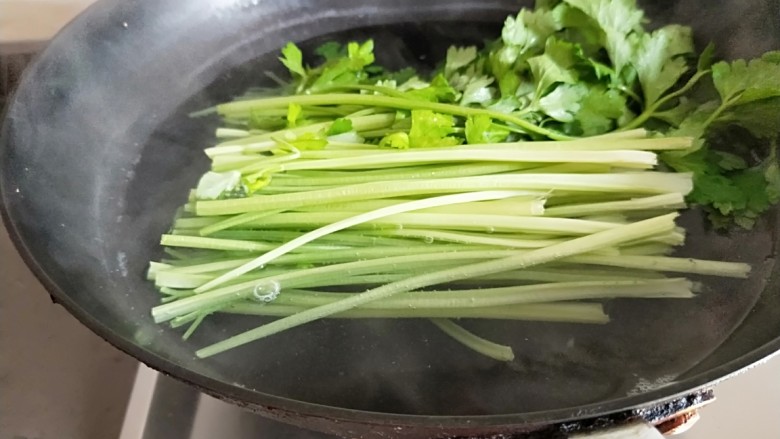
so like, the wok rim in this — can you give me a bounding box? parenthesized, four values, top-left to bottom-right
(2, 0, 780, 432)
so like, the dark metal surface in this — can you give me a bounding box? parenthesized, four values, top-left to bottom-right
(1, 0, 780, 437)
(134, 370, 708, 438)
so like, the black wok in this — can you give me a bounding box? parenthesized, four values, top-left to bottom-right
(2, 0, 780, 437)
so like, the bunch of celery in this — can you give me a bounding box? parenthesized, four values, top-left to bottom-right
(148, 121, 749, 360)
(145, 0, 778, 361)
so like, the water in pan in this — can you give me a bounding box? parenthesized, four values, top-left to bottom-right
(131, 23, 777, 415)
(4, 0, 779, 419)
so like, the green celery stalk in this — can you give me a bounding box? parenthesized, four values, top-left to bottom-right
(215, 93, 571, 141)
(194, 213, 679, 357)
(194, 191, 533, 292)
(195, 173, 692, 216)
(431, 319, 515, 362)
(224, 302, 610, 323)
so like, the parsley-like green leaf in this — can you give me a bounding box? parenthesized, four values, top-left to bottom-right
(286, 103, 302, 128)
(488, 96, 522, 114)
(465, 115, 510, 144)
(563, 0, 644, 76)
(445, 46, 478, 75)
(765, 144, 780, 203)
(496, 70, 522, 97)
(308, 39, 376, 92)
(538, 83, 587, 122)
(719, 97, 780, 139)
(577, 86, 626, 135)
(289, 132, 328, 150)
(279, 42, 306, 78)
(632, 25, 695, 106)
(528, 38, 578, 94)
(538, 81, 623, 136)
(563, 0, 643, 35)
(697, 42, 716, 72)
(713, 151, 748, 171)
(712, 53, 780, 105)
(326, 118, 353, 136)
(666, 100, 719, 139)
(662, 96, 780, 230)
(315, 41, 344, 61)
(379, 132, 410, 149)
(408, 110, 462, 148)
(347, 40, 376, 69)
(382, 67, 417, 84)
(397, 76, 431, 92)
(501, 8, 559, 62)
(405, 74, 458, 103)
(460, 76, 496, 107)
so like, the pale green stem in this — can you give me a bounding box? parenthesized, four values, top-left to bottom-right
(194, 213, 678, 357)
(195, 191, 530, 292)
(431, 319, 515, 362)
(196, 173, 693, 216)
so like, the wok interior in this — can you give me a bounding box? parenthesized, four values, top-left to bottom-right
(2, 0, 780, 420)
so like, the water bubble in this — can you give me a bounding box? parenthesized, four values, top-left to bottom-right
(485, 226, 496, 233)
(423, 236, 434, 244)
(253, 280, 281, 302)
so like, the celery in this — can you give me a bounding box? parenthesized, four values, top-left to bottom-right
(147, 24, 763, 361)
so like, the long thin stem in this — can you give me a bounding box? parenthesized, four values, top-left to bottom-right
(543, 193, 686, 217)
(195, 191, 530, 292)
(292, 198, 546, 216)
(269, 163, 530, 187)
(450, 137, 692, 152)
(195, 213, 678, 357)
(568, 254, 750, 277)
(622, 70, 710, 131)
(216, 93, 572, 140)
(199, 210, 283, 236)
(152, 250, 521, 323)
(280, 149, 657, 171)
(372, 228, 564, 248)
(225, 302, 610, 323)
(240, 211, 620, 235)
(196, 173, 693, 216)
(205, 113, 396, 156)
(161, 235, 277, 252)
(431, 319, 515, 362)
(269, 278, 694, 309)
(160, 235, 338, 253)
